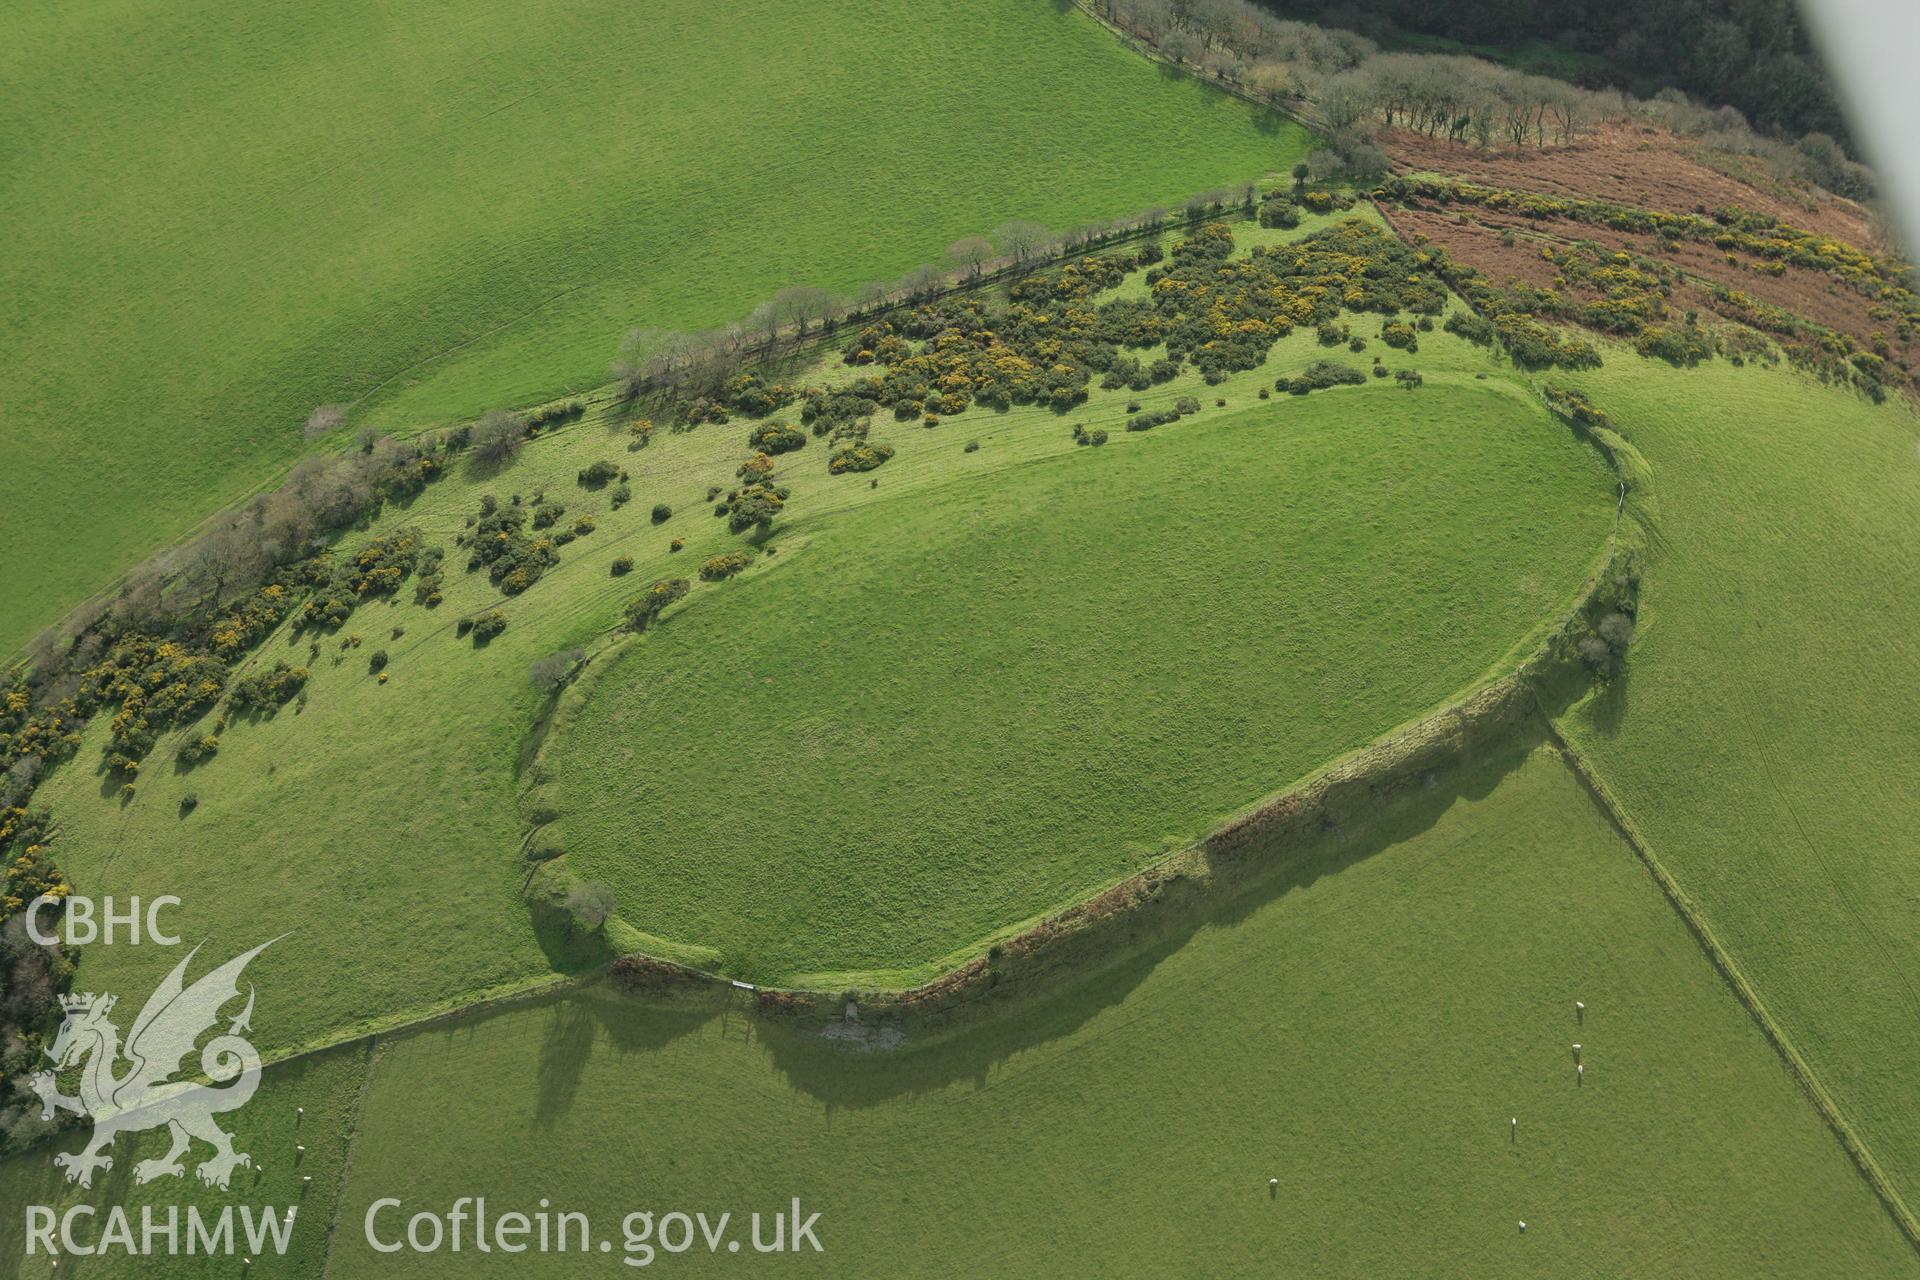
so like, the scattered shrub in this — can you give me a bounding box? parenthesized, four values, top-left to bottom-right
(228, 662, 308, 711)
(1276, 360, 1368, 395)
(470, 611, 508, 643)
(177, 735, 219, 766)
(700, 552, 754, 582)
(1444, 310, 1496, 346)
(623, 579, 689, 631)
(529, 648, 584, 691)
(470, 410, 527, 465)
(1258, 194, 1300, 229)
(651, 503, 672, 524)
(368, 649, 389, 673)
(611, 556, 634, 576)
(1127, 409, 1180, 431)
(747, 421, 806, 454)
(828, 441, 894, 474)
(577, 460, 620, 489)
(719, 482, 788, 533)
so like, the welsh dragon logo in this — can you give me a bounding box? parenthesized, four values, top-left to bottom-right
(29, 938, 280, 1190)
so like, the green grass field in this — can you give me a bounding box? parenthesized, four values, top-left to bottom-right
(0, 1042, 370, 1279)
(0, 0, 1308, 661)
(296, 744, 1914, 1278)
(10, 0, 1920, 1271)
(1552, 358, 1920, 1210)
(548, 381, 1613, 985)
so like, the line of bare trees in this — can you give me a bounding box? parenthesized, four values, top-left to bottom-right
(1097, 0, 1620, 149)
(21, 428, 461, 689)
(1087, 0, 1875, 201)
(610, 186, 1260, 405)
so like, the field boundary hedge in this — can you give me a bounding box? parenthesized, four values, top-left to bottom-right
(1547, 721, 1920, 1255)
(1530, 377, 1920, 1255)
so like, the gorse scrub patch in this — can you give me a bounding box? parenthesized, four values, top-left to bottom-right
(828, 441, 895, 475)
(698, 220, 1460, 468)
(227, 662, 308, 712)
(461, 494, 561, 595)
(747, 422, 807, 455)
(699, 552, 755, 582)
(624, 579, 690, 632)
(1380, 174, 1912, 391)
